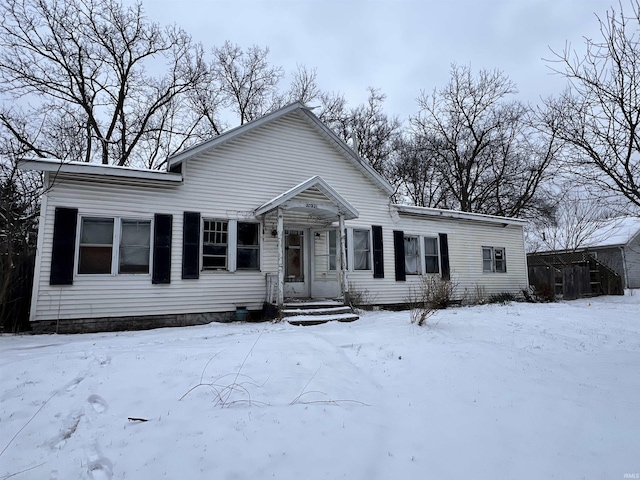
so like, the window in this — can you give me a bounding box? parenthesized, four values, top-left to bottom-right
(237, 222, 260, 270)
(203, 220, 228, 270)
(353, 229, 371, 270)
(424, 237, 439, 274)
(119, 220, 151, 274)
(79, 217, 114, 274)
(78, 216, 151, 275)
(404, 235, 420, 275)
(328, 230, 337, 271)
(483, 246, 506, 273)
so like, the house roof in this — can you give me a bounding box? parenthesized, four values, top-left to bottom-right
(17, 157, 182, 185)
(394, 204, 528, 227)
(254, 176, 359, 221)
(580, 216, 640, 248)
(166, 102, 395, 196)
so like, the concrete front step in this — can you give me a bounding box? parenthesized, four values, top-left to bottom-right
(281, 298, 359, 325)
(287, 312, 360, 326)
(282, 306, 353, 316)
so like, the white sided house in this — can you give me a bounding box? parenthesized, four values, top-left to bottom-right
(21, 103, 529, 332)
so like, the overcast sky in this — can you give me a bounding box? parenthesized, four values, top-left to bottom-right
(140, 0, 608, 121)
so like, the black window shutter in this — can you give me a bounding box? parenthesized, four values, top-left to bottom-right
(182, 212, 200, 279)
(50, 207, 78, 285)
(439, 233, 450, 281)
(393, 230, 406, 282)
(152, 214, 172, 284)
(372, 225, 384, 279)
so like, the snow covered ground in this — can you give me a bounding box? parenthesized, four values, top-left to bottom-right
(1, 294, 639, 480)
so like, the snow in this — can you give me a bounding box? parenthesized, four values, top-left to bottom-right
(2, 295, 640, 479)
(582, 216, 640, 248)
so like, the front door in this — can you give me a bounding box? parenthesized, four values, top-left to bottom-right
(284, 229, 309, 297)
(311, 228, 340, 299)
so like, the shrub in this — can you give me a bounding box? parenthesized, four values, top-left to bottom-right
(347, 282, 377, 310)
(406, 276, 457, 326)
(487, 292, 517, 304)
(522, 285, 556, 303)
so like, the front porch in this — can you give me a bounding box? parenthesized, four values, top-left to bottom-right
(256, 176, 359, 311)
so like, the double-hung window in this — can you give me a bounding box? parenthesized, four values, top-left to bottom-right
(353, 229, 371, 270)
(79, 217, 114, 274)
(483, 246, 506, 273)
(404, 235, 420, 275)
(203, 220, 228, 270)
(78, 217, 151, 275)
(424, 237, 439, 274)
(237, 222, 260, 270)
(119, 220, 151, 274)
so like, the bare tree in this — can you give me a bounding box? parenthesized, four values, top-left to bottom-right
(406, 64, 558, 219)
(313, 87, 401, 176)
(544, 0, 640, 209)
(212, 41, 285, 125)
(0, 0, 211, 169)
(390, 134, 451, 207)
(529, 189, 616, 252)
(0, 131, 42, 331)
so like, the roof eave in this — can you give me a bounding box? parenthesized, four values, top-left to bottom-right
(394, 204, 527, 227)
(18, 158, 183, 184)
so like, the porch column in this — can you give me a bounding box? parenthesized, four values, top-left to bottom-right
(277, 207, 285, 307)
(338, 213, 348, 304)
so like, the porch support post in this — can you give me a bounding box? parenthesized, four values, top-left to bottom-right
(338, 213, 348, 304)
(277, 207, 285, 308)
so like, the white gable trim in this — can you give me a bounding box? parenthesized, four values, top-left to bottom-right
(254, 175, 359, 220)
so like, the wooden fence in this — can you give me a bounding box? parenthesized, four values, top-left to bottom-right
(527, 251, 623, 300)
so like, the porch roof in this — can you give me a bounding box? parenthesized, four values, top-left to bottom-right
(254, 176, 359, 221)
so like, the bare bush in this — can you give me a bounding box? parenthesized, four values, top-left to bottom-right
(406, 276, 457, 326)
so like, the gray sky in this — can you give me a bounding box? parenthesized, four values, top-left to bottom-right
(140, 0, 607, 120)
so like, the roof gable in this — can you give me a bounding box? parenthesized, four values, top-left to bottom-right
(255, 176, 359, 221)
(167, 102, 394, 196)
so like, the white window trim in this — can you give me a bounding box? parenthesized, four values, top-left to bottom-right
(76, 215, 153, 277)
